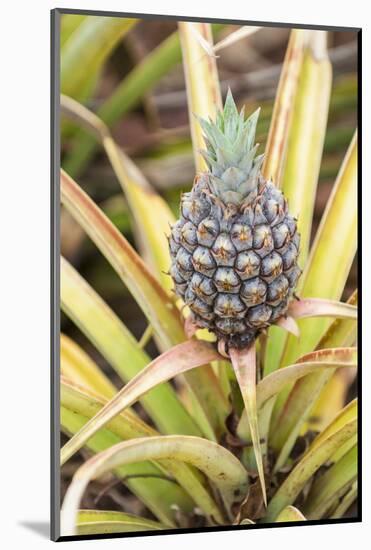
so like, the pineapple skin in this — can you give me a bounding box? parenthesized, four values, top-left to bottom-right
(169, 92, 301, 349)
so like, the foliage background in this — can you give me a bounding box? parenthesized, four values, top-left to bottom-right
(60, 16, 358, 519)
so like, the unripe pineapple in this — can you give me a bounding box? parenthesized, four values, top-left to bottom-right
(169, 91, 302, 350)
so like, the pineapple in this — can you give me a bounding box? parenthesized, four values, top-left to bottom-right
(169, 91, 302, 350)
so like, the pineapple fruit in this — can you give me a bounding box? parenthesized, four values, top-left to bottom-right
(169, 91, 302, 350)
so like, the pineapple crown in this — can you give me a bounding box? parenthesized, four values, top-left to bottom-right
(198, 89, 264, 205)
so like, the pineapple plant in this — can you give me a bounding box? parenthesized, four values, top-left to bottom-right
(169, 91, 301, 352)
(56, 15, 358, 540)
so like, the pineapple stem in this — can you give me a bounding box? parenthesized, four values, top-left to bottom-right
(229, 344, 267, 507)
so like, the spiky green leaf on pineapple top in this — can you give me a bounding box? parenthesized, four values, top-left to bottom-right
(169, 90, 301, 350)
(198, 90, 264, 205)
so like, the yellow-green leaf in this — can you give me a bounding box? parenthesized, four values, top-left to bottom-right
(178, 21, 222, 171)
(61, 333, 117, 399)
(61, 14, 86, 48)
(282, 131, 358, 365)
(303, 445, 357, 519)
(61, 16, 136, 100)
(76, 510, 166, 534)
(264, 419, 357, 522)
(275, 505, 306, 522)
(281, 30, 332, 266)
(262, 29, 307, 185)
(61, 376, 155, 440)
(308, 399, 357, 455)
(270, 351, 357, 470)
(270, 132, 357, 435)
(330, 481, 357, 519)
(230, 345, 266, 506)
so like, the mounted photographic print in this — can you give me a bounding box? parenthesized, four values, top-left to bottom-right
(51, 8, 360, 542)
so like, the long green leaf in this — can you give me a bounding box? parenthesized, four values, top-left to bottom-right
(281, 30, 332, 266)
(264, 419, 357, 522)
(262, 29, 307, 185)
(229, 345, 266, 506)
(262, 29, 315, 377)
(275, 505, 306, 522)
(330, 481, 357, 519)
(178, 21, 222, 171)
(270, 350, 357, 470)
(61, 376, 156, 439)
(61, 256, 202, 437)
(61, 333, 117, 399)
(303, 445, 357, 519)
(308, 399, 357, 455)
(62, 435, 248, 535)
(270, 132, 357, 437)
(61, 339, 221, 465)
(61, 16, 136, 100)
(265, 131, 357, 378)
(60, 14, 87, 47)
(76, 510, 166, 534)
(282, 131, 358, 365)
